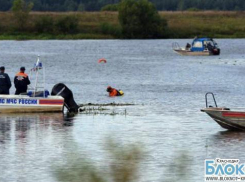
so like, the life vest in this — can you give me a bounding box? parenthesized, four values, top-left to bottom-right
(14, 72, 30, 92)
(109, 88, 118, 97)
(15, 72, 28, 79)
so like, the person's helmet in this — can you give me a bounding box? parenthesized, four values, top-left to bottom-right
(107, 86, 112, 92)
(20, 67, 25, 71)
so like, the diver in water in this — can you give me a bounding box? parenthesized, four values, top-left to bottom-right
(107, 86, 124, 97)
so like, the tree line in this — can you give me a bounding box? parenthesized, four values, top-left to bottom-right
(0, 0, 245, 12)
(5, 0, 167, 39)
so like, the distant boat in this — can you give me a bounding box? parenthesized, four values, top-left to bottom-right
(201, 93, 245, 131)
(172, 37, 220, 56)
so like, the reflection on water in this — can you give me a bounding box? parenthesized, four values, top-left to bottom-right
(214, 130, 245, 141)
(205, 130, 245, 161)
(0, 113, 74, 143)
(0, 112, 76, 182)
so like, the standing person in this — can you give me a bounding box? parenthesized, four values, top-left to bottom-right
(0, 66, 12, 95)
(14, 67, 30, 95)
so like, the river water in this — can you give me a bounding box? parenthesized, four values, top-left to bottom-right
(0, 39, 245, 182)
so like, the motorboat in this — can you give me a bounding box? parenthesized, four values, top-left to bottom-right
(201, 92, 245, 131)
(0, 94, 64, 113)
(0, 57, 65, 113)
(0, 57, 79, 113)
(172, 37, 220, 56)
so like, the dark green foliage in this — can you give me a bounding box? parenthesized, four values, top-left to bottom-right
(100, 22, 122, 37)
(1, 0, 245, 12)
(12, 0, 33, 31)
(54, 139, 144, 182)
(0, 11, 245, 39)
(0, 0, 12, 11)
(101, 4, 119, 11)
(118, 0, 167, 38)
(187, 7, 200, 11)
(54, 16, 79, 34)
(0, 23, 2, 33)
(64, 0, 78, 11)
(35, 16, 54, 33)
(77, 3, 85, 11)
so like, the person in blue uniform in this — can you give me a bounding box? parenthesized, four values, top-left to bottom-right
(0, 66, 12, 95)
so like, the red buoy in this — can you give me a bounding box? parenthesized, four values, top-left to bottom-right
(98, 58, 107, 63)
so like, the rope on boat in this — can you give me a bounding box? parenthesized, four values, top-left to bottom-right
(56, 87, 65, 96)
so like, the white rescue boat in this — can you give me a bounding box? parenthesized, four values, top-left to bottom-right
(0, 56, 64, 113)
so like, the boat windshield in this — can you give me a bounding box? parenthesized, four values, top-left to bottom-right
(192, 41, 203, 48)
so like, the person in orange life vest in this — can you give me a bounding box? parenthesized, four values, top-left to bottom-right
(106, 86, 124, 97)
(14, 67, 31, 95)
(107, 86, 118, 97)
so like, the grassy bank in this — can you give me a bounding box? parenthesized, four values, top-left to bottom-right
(0, 11, 244, 40)
(162, 11, 245, 38)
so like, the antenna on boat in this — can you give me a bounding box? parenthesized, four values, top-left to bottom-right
(28, 55, 46, 97)
(34, 55, 40, 95)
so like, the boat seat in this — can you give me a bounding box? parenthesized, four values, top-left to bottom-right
(19, 92, 27, 95)
(27, 90, 50, 97)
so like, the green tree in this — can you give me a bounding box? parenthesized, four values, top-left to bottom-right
(35, 16, 54, 33)
(0, 0, 12, 11)
(77, 3, 85, 11)
(1, 0, 245, 12)
(64, 0, 78, 11)
(12, 0, 33, 31)
(101, 4, 119, 11)
(54, 16, 79, 34)
(118, 0, 167, 38)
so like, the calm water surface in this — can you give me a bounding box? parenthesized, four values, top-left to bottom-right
(0, 39, 245, 182)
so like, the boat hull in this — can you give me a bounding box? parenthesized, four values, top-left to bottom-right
(201, 108, 245, 131)
(174, 49, 213, 56)
(0, 95, 64, 113)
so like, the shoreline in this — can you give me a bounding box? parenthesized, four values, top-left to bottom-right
(0, 11, 244, 40)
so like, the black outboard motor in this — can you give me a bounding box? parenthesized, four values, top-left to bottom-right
(207, 43, 220, 55)
(51, 83, 79, 113)
(212, 47, 220, 55)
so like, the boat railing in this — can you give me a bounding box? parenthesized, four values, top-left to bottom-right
(205, 92, 218, 108)
(172, 42, 181, 50)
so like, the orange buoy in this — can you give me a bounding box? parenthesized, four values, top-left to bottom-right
(98, 58, 107, 63)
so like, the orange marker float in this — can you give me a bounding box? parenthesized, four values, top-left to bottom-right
(98, 58, 107, 63)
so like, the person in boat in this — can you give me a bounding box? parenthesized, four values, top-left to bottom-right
(14, 67, 31, 95)
(107, 86, 124, 97)
(185, 43, 191, 50)
(0, 66, 12, 95)
(207, 42, 213, 51)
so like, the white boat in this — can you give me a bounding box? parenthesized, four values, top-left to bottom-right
(172, 37, 220, 56)
(0, 56, 64, 113)
(0, 95, 64, 113)
(201, 92, 245, 131)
